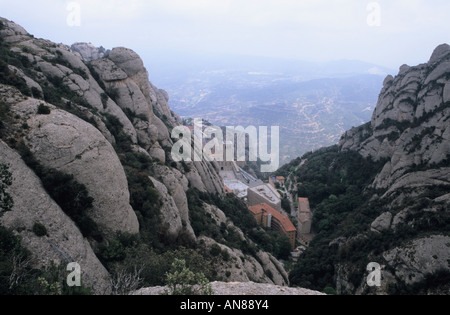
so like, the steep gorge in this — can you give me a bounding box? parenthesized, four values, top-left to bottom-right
(0, 17, 289, 294)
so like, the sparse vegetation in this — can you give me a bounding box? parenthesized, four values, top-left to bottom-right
(86, 62, 106, 91)
(0, 101, 11, 135)
(16, 142, 101, 241)
(163, 258, 213, 296)
(0, 40, 32, 96)
(106, 87, 119, 104)
(0, 225, 92, 295)
(288, 147, 388, 291)
(96, 233, 216, 291)
(32, 222, 48, 237)
(388, 269, 450, 295)
(187, 188, 292, 260)
(0, 163, 13, 216)
(101, 93, 108, 109)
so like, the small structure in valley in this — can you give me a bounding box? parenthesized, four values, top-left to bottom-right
(297, 198, 313, 245)
(248, 203, 297, 250)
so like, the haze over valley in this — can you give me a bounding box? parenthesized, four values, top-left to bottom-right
(148, 53, 390, 162)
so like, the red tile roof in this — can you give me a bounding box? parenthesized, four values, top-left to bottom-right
(249, 203, 296, 233)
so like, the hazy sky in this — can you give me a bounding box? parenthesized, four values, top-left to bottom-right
(1, 0, 450, 70)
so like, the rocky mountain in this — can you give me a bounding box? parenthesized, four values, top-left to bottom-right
(285, 44, 450, 295)
(339, 44, 450, 195)
(0, 17, 289, 295)
(2, 16, 448, 296)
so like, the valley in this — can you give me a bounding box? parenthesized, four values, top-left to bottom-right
(150, 56, 387, 163)
(0, 16, 449, 296)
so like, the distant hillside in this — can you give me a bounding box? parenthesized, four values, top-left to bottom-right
(282, 44, 450, 295)
(148, 53, 388, 163)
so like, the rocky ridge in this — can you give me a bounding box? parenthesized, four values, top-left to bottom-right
(0, 17, 289, 294)
(336, 44, 450, 294)
(339, 44, 450, 196)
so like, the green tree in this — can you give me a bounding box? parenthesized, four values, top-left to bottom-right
(163, 259, 214, 296)
(281, 196, 291, 213)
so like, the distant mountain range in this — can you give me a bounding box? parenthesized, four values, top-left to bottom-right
(144, 52, 393, 163)
(144, 52, 394, 84)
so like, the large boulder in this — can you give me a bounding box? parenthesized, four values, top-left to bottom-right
(370, 212, 393, 233)
(12, 99, 139, 236)
(149, 176, 195, 243)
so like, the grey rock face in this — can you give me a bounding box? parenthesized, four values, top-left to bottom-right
(149, 176, 186, 243)
(0, 140, 111, 294)
(337, 44, 450, 294)
(91, 58, 128, 82)
(198, 236, 289, 286)
(108, 47, 144, 77)
(150, 165, 196, 243)
(383, 235, 450, 285)
(8, 65, 43, 95)
(0, 17, 29, 43)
